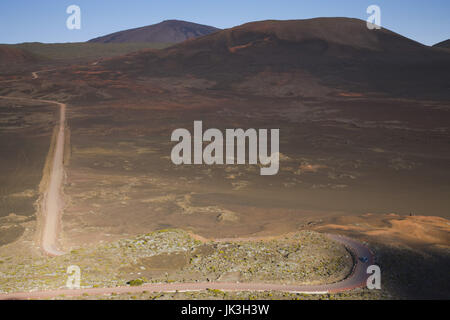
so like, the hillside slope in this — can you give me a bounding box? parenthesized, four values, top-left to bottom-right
(102, 18, 450, 99)
(433, 39, 450, 48)
(89, 20, 220, 43)
(0, 45, 41, 66)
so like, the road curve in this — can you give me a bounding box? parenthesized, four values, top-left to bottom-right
(0, 234, 374, 300)
(32, 69, 58, 80)
(1, 71, 375, 298)
(0, 96, 66, 256)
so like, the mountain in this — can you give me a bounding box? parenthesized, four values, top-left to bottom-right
(433, 39, 450, 48)
(88, 20, 220, 44)
(102, 18, 450, 99)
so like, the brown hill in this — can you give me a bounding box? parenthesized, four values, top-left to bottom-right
(103, 18, 450, 99)
(88, 20, 220, 44)
(433, 39, 450, 48)
(0, 45, 41, 66)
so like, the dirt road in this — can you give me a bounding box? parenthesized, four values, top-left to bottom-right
(0, 76, 375, 298)
(0, 96, 66, 256)
(40, 99, 66, 256)
(0, 234, 374, 299)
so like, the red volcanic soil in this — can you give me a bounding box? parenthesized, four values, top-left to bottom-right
(180, 17, 423, 52)
(0, 46, 41, 66)
(101, 18, 450, 99)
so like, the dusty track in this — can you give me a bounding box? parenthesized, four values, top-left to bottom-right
(40, 99, 66, 256)
(0, 95, 66, 256)
(0, 234, 374, 299)
(0, 72, 375, 299)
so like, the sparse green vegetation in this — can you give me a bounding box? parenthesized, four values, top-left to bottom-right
(53, 288, 385, 300)
(185, 231, 352, 284)
(0, 230, 352, 295)
(127, 279, 145, 286)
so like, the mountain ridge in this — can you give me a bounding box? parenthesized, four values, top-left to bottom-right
(101, 18, 450, 99)
(433, 39, 450, 48)
(88, 19, 220, 44)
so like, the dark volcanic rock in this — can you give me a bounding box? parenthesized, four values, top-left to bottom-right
(89, 20, 220, 44)
(433, 39, 450, 48)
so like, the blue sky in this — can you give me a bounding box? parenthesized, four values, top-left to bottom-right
(0, 0, 449, 45)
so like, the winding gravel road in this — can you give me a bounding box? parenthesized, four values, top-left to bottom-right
(0, 71, 374, 299)
(0, 233, 374, 300)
